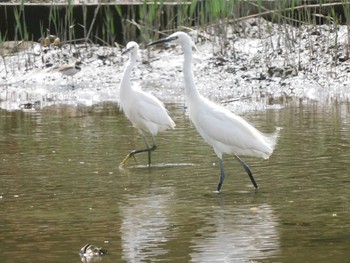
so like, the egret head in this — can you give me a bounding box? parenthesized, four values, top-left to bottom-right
(148, 31, 196, 52)
(122, 41, 139, 57)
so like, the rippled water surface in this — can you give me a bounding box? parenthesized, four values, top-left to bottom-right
(1, 100, 350, 263)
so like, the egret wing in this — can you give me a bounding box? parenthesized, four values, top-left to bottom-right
(193, 100, 274, 157)
(132, 89, 175, 133)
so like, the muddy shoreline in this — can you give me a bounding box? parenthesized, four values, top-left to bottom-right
(1, 18, 350, 111)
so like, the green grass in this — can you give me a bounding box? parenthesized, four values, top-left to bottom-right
(1, 0, 348, 47)
(0, 0, 349, 88)
(0, 0, 347, 69)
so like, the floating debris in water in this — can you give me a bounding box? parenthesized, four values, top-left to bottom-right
(19, 101, 41, 110)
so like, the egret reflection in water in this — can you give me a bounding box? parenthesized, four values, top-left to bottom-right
(2, 102, 350, 263)
(120, 188, 175, 262)
(190, 204, 280, 262)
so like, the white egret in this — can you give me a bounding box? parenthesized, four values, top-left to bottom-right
(119, 41, 175, 167)
(148, 32, 278, 192)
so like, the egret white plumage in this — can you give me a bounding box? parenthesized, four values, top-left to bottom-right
(148, 32, 278, 192)
(119, 41, 175, 167)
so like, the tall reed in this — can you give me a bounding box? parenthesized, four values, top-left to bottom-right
(342, 0, 350, 59)
(2, 0, 350, 53)
(13, 0, 28, 41)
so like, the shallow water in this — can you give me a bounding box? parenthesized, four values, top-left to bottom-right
(1, 100, 350, 263)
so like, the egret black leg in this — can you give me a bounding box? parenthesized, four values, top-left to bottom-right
(216, 158, 225, 192)
(119, 132, 157, 167)
(144, 133, 158, 166)
(235, 155, 259, 189)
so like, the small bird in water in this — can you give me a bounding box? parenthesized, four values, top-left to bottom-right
(79, 244, 108, 257)
(58, 60, 82, 87)
(148, 32, 279, 192)
(119, 41, 175, 167)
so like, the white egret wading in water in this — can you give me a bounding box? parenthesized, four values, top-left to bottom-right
(148, 32, 278, 192)
(119, 41, 175, 167)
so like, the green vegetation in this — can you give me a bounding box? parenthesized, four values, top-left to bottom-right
(0, 0, 348, 48)
(13, 1, 29, 42)
(0, 0, 349, 76)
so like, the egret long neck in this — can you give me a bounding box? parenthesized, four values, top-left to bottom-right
(120, 56, 136, 93)
(182, 45, 200, 106)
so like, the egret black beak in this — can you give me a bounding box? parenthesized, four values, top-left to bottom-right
(147, 36, 178, 47)
(121, 46, 134, 55)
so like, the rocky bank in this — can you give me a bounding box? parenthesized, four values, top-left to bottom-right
(1, 18, 350, 111)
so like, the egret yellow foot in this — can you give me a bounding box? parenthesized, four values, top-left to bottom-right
(119, 151, 138, 167)
(120, 154, 132, 166)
